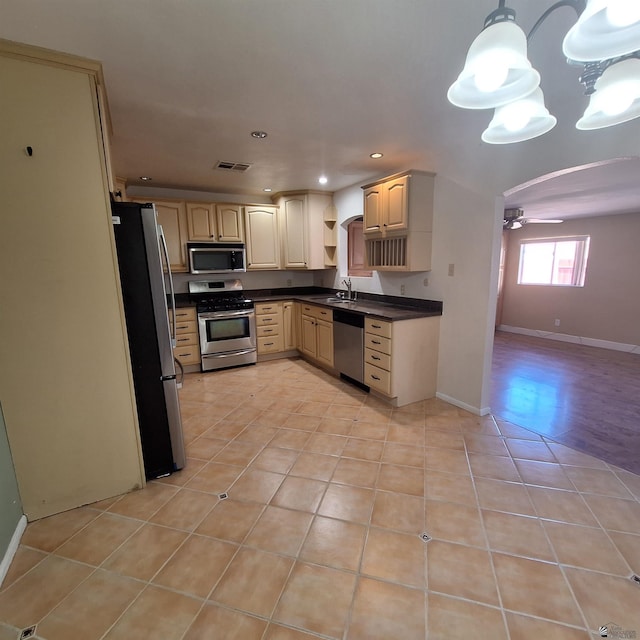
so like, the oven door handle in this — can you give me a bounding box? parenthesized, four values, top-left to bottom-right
(203, 349, 256, 358)
(199, 309, 254, 320)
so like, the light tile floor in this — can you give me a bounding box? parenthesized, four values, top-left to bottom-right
(1, 358, 640, 639)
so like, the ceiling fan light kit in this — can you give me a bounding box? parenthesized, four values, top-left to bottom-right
(448, 0, 640, 143)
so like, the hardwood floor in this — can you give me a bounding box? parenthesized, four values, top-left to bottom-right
(491, 330, 640, 475)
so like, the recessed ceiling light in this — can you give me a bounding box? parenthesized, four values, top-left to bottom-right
(370, 152, 384, 159)
(263, 188, 272, 192)
(139, 176, 152, 181)
(318, 176, 328, 185)
(250, 130, 268, 139)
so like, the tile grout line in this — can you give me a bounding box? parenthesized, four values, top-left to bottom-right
(459, 414, 513, 640)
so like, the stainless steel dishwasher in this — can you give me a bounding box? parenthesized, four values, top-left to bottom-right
(333, 309, 365, 384)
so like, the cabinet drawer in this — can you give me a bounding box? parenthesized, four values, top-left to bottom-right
(172, 307, 197, 322)
(258, 334, 283, 354)
(175, 320, 196, 334)
(174, 332, 198, 347)
(255, 302, 280, 315)
(257, 325, 280, 338)
(365, 318, 391, 338)
(256, 314, 281, 327)
(364, 363, 391, 395)
(173, 344, 200, 365)
(365, 347, 391, 371)
(301, 304, 333, 321)
(365, 333, 391, 355)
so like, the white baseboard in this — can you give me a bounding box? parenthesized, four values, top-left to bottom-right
(497, 325, 640, 355)
(0, 515, 27, 588)
(435, 392, 490, 416)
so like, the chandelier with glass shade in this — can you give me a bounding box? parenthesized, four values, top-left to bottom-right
(447, 0, 640, 144)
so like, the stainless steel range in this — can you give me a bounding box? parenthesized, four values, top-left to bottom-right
(188, 279, 256, 371)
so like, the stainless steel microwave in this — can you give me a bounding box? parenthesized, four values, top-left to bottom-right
(187, 242, 246, 274)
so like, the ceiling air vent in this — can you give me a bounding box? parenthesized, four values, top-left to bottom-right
(214, 161, 252, 173)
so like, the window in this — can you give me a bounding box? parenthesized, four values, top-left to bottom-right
(347, 218, 372, 277)
(517, 236, 590, 286)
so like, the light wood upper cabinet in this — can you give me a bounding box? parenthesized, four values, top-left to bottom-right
(186, 202, 216, 240)
(385, 175, 409, 231)
(363, 185, 384, 233)
(133, 199, 189, 272)
(362, 170, 435, 272)
(216, 204, 244, 242)
(245, 205, 280, 269)
(281, 195, 307, 268)
(275, 191, 335, 270)
(363, 174, 409, 234)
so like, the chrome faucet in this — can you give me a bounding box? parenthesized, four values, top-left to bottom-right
(341, 278, 353, 301)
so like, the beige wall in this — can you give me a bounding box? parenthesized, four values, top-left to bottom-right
(501, 212, 640, 345)
(0, 48, 144, 520)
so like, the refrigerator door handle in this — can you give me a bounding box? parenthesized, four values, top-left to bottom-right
(158, 224, 177, 349)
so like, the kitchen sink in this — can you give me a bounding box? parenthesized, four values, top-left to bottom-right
(313, 296, 352, 303)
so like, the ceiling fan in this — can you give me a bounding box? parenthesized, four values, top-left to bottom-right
(503, 208, 563, 230)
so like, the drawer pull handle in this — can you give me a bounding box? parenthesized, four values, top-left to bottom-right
(371, 340, 381, 345)
(371, 375, 381, 381)
(264, 328, 274, 332)
(372, 324, 381, 328)
(321, 311, 327, 315)
(181, 352, 192, 357)
(371, 355, 380, 360)
(178, 338, 189, 342)
(263, 307, 273, 311)
(265, 342, 274, 346)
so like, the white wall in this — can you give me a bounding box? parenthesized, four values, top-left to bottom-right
(328, 175, 502, 414)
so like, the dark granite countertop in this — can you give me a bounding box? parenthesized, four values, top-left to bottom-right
(175, 286, 442, 321)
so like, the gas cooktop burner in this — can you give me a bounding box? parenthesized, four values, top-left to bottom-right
(196, 296, 254, 313)
(188, 278, 254, 313)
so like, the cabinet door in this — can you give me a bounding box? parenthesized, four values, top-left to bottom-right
(283, 301, 295, 350)
(245, 206, 280, 269)
(363, 186, 384, 233)
(154, 201, 189, 272)
(281, 195, 307, 268)
(216, 204, 244, 242)
(315, 318, 334, 367)
(384, 175, 409, 232)
(186, 202, 216, 241)
(300, 315, 317, 358)
(293, 302, 303, 350)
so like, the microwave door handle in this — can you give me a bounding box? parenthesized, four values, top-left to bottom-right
(158, 224, 176, 348)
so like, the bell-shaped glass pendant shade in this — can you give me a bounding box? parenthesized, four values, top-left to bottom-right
(482, 88, 557, 143)
(577, 58, 640, 129)
(447, 21, 540, 109)
(563, 0, 640, 62)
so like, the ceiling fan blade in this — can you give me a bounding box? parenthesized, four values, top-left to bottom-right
(522, 218, 564, 224)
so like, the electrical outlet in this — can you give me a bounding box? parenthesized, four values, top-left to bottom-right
(423, 277, 429, 287)
(400, 284, 406, 295)
(286, 279, 292, 287)
(554, 318, 560, 327)
(448, 263, 455, 277)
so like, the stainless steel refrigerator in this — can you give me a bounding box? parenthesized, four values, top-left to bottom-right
(112, 201, 186, 479)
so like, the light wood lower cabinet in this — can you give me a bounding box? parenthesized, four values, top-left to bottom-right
(300, 303, 333, 368)
(170, 306, 200, 366)
(364, 316, 439, 406)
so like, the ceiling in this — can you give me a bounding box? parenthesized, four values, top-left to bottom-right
(2, 0, 639, 220)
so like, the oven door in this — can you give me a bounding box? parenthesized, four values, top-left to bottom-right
(198, 309, 256, 356)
